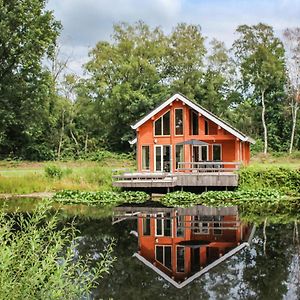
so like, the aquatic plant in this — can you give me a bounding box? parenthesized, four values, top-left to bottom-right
(160, 190, 300, 216)
(53, 190, 150, 206)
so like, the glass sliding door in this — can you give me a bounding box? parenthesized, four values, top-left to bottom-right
(192, 145, 208, 162)
(155, 145, 171, 172)
(175, 145, 184, 170)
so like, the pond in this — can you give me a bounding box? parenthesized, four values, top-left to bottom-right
(1, 198, 299, 299)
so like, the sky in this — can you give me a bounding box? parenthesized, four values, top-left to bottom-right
(46, 0, 300, 75)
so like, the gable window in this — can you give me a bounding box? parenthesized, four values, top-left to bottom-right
(175, 109, 183, 135)
(142, 214, 151, 236)
(204, 120, 209, 135)
(141, 146, 150, 171)
(190, 110, 199, 135)
(155, 245, 172, 270)
(154, 111, 170, 136)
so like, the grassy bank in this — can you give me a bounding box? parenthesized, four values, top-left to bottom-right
(0, 152, 300, 195)
(0, 158, 134, 194)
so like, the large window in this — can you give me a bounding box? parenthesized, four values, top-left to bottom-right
(190, 110, 199, 135)
(142, 146, 150, 170)
(204, 120, 209, 135)
(175, 109, 183, 135)
(175, 145, 184, 169)
(156, 245, 172, 270)
(154, 111, 170, 136)
(142, 214, 151, 236)
(176, 246, 185, 272)
(155, 145, 171, 172)
(176, 215, 184, 237)
(155, 212, 172, 236)
(213, 216, 223, 235)
(213, 144, 222, 161)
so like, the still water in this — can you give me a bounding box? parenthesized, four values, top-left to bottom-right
(2, 199, 300, 300)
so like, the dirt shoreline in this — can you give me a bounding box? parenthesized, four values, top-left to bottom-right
(0, 192, 54, 199)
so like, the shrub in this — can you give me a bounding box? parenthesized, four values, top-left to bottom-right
(0, 201, 115, 299)
(44, 164, 64, 179)
(238, 166, 300, 194)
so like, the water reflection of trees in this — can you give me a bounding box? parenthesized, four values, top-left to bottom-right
(65, 216, 299, 299)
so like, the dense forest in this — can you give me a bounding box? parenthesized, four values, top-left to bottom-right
(0, 0, 300, 160)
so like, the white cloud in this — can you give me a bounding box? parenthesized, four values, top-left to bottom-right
(46, 0, 300, 75)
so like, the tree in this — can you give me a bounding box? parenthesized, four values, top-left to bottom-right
(165, 23, 206, 99)
(283, 28, 300, 153)
(197, 39, 237, 116)
(0, 0, 61, 159)
(84, 21, 207, 151)
(233, 23, 286, 154)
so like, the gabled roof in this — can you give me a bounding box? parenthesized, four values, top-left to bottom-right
(131, 93, 255, 144)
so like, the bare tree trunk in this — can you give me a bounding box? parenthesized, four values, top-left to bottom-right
(289, 97, 299, 154)
(263, 217, 267, 256)
(57, 109, 65, 160)
(261, 89, 268, 154)
(70, 129, 80, 155)
(84, 134, 88, 154)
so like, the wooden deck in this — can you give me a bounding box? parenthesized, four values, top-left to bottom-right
(113, 162, 240, 189)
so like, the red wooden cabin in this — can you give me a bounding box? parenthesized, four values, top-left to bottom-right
(130, 93, 254, 173)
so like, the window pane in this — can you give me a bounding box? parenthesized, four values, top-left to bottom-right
(155, 117, 162, 135)
(143, 215, 151, 236)
(176, 216, 184, 237)
(175, 109, 183, 135)
(213, 216, 222, 235)
(156, 213, 163, 235)
(177, 247, 185, 272)
(213, 145, 221, 161)
(163, 146, 171, 172)
(201, 146, 208, 161)
(155, 147, 162, 171)
(164, 212, 172, 236)
(191, 111, 199, 135)
(163, 111, 170, 135)
(205, 120, 209, 135)
(164, 246, 172, 269)
(142, 146, 150, 170)
(176, 145, 184, 169)
(156, 246, 163, 265)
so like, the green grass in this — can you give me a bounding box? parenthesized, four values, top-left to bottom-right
(0, 158, 134, 194)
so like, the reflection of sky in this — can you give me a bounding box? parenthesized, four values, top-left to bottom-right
(46, 0, 300, 75)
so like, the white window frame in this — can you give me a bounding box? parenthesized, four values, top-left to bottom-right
(174, 108, 184, 136)
(155, 212, 173, 237)
(141, 145, 150, 171)
(153, 110, 171, 137)
(154, 145, 172, 173)
(175, 144, 184, 170)
(155, 245, 172, 271)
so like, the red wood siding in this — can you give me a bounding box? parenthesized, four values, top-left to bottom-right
(136, 98, 251, 172)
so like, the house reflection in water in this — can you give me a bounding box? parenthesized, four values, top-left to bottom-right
(112, 204, 255, 289)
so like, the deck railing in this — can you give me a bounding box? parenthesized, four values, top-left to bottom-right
(176, 161, 241, 173)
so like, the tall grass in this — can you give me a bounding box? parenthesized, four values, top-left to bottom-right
(0, 201, 115, 299)
(0, 158, 134, 194)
